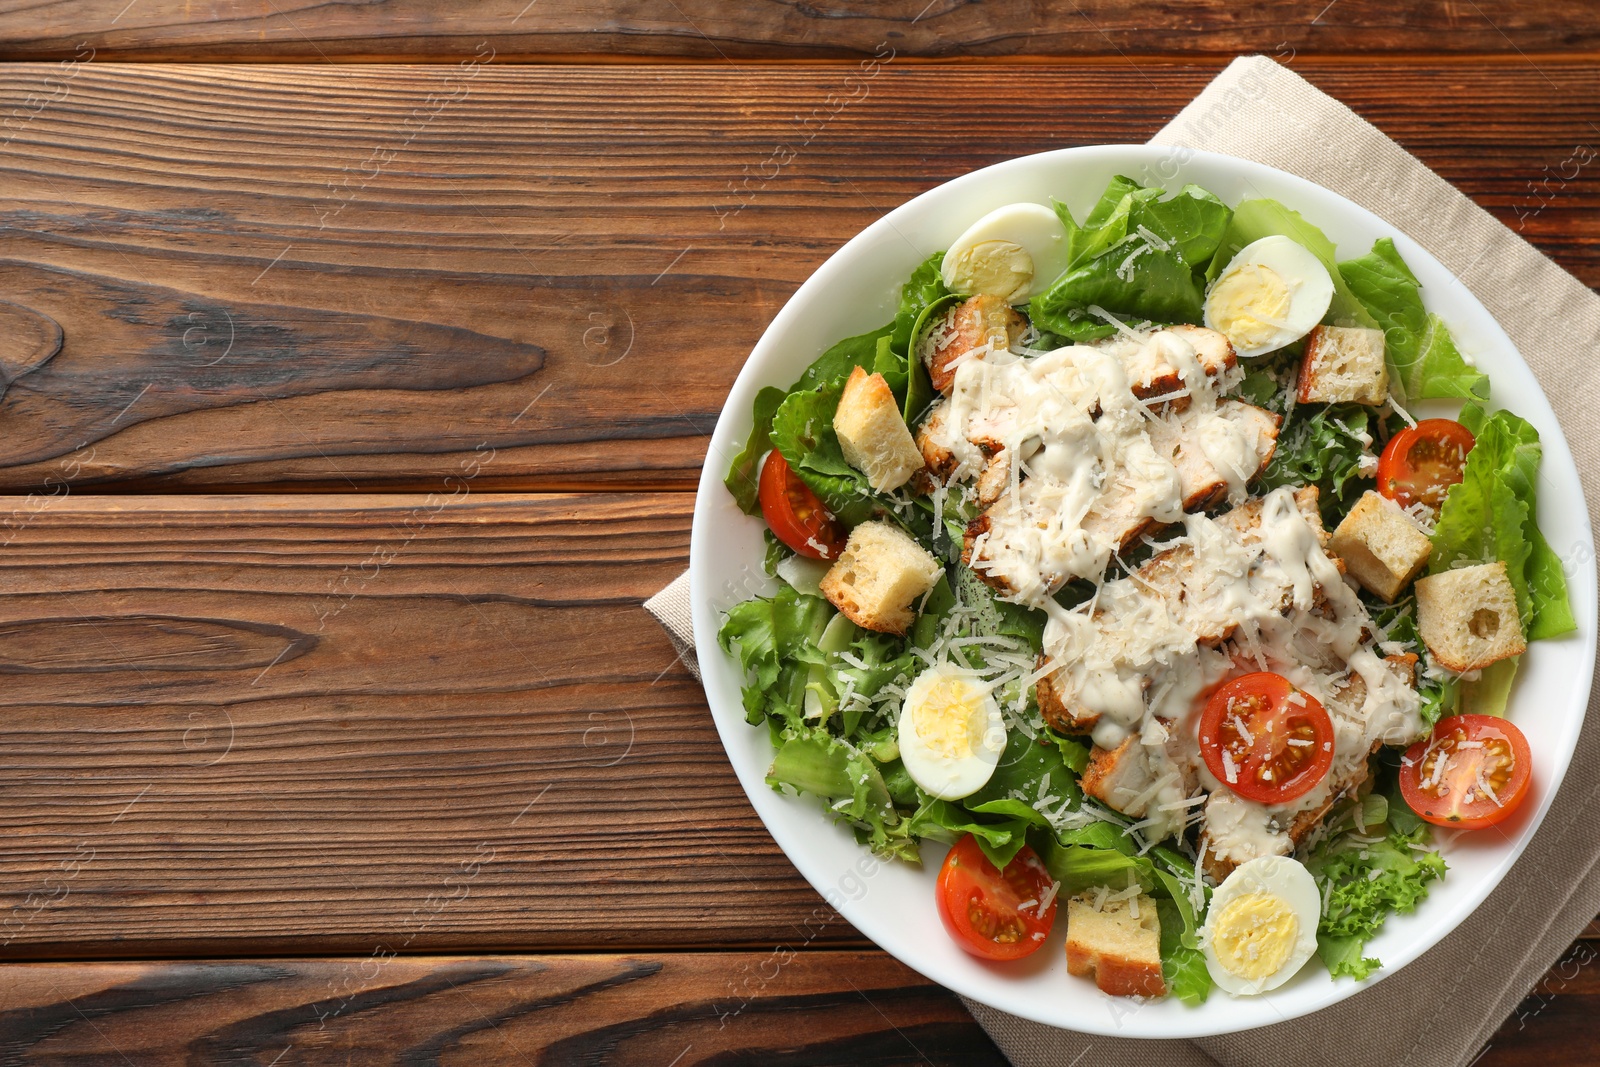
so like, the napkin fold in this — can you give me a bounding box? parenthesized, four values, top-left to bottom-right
(646, 55, 1600, 1067)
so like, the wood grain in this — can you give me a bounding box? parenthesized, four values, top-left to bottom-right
(0, 491, 884, 957)
(0, 951, 1005, 1065)
(1, 1, 1598, 62)
(0, 944, 1593, 1064)
(0, 62, 1593, 492)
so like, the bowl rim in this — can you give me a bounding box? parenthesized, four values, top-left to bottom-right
(688, 143, 1597, 1037)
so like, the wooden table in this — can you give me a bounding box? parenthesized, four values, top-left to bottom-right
(0, 4, 1594, 1062)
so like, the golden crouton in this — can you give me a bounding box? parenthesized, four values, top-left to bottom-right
(1414, 561, 1527, 672)
(1297, 325, 1389, 406)
(833, 366, 925, 492)
(1065, 891, 1166, 998)
(1329, 491, 1433, 602)
(819, 521, 943, 635)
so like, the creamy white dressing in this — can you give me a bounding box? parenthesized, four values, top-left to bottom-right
(1203, 792, 1293, 865)
(930, 327, 1246, 603)
(1041, 487, 1425, 865)
(925, 317, 1423, 869)
(1198, 411, 1262, 506)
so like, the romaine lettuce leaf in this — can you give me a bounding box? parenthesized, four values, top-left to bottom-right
(1053, 731, 1092, 774)
(794, 323, 894, 393)
(1041, 840, 1154, 894)
(769, 379, 878, 526)
(1138, 184, 1234, 268)
(724, 386, 787, 515)
(953, 565, 1047, 651)
(964, 726, 1079, 812)
(1207, 199, 1376, 330)
(1337, 238, 1489, 402)
(1459, 657, 1520, 717)
(908, 799, 1033, 868)
(1431, 405, 1576, 648)
(903, 293, 955, 424)
(1030, 177, 1231, 341)
(871, 332, 908, 398)
(1031, 249, 1204, 341)
(890, 252, 951, 357)
(768, 732, 921, 863)
(1054, 174, 1150, 270)
(1156, 897, 1213, 1005)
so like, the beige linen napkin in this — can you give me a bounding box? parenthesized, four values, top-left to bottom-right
(646, 55, 1600, 1066)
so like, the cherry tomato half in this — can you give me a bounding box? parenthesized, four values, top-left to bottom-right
(936, 835, 1056, 961)
(1399, 714, 1532, 830)
(758, 449, 847, 560)
(1199, 672, 1335, 805)
(1377, 418, 1476, 511)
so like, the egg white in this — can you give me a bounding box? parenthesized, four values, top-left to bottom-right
(941, 202, 1072, 304)
(897, 664, 1005, 801)
(1203, 235, 1334, 357)
(1201, 855, 1322, 996)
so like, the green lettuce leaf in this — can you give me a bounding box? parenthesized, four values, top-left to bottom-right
(1307, 822, 1446, 980)
(871, 332, 907, 397)
(718, 586, 836, 729)
(953, 565, 1047, 651)
(1431, 405, 1575, 649)
(908, 800, 1033, 868)
(890, 253, 952, 357)
(1031, 177, 1231, 341)
(904, 293, 957, 424)
(1137, 184, 1233, 268)
(1041, 835, 1154, 895)
(795, 324, 894, 392)
(724, 386, 787, 515)
(965, 726, 1078, 812)
(769, 379, 878, 526)
(720, 596, 781, 692)
(1459, 657, 1521, 717)
(1054, 174, 1150, 270)
(1052, 732, 1092, 774)
(1156, 897, 1213, 1005)
(1207, 199, 1376, 330)
(1526, 522, 1577, 639)
(1254, 403, 1374, 521)
(1337, 238, 1489, 402)
(908, 796, 1030, 870)
(1031, 250, 1204, 341)
(768, 732, 921, 863)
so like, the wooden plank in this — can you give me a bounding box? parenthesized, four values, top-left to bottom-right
(0, 951, 1006, 1064)
(0, 946, 1595, 1064)
(0, 491, 890, 956)
(0, 62, 1593, 493)
(1, 2, 1598, 62)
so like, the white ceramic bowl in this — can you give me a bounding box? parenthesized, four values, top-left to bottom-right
(689, 145, 1597, 1037)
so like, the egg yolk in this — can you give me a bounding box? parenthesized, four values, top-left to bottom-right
(1209, 892, 1298, 981)
(1208, 264, 1292, 349)
(914, 679, 984, 760)
(946, 240, 1033, 302)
